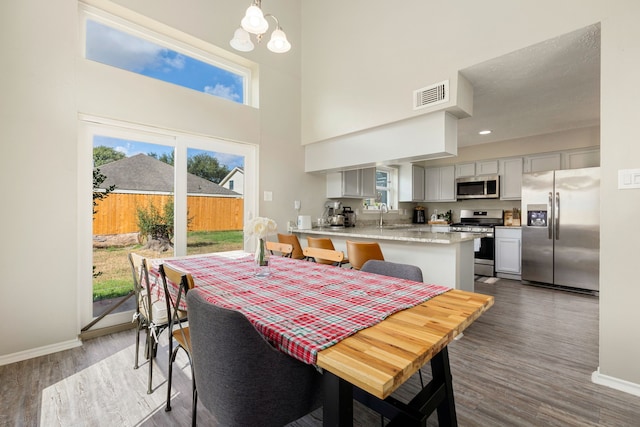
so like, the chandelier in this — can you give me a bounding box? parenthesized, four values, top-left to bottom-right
(230, 0, 291, 53)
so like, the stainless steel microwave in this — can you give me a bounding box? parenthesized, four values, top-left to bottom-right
(456, 175, 500, 199)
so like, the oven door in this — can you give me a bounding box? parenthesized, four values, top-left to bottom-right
(474, 235, 495, 276)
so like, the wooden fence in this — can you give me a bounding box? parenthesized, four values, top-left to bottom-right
(93, 193, 243, 235)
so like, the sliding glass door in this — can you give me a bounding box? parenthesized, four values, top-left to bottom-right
(79, 118, 257, 329)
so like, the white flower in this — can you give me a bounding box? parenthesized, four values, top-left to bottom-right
(244, 217, 278, 239)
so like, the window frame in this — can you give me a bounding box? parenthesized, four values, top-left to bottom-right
(79, 3, 255, 106)
(363, 166, 399, 212)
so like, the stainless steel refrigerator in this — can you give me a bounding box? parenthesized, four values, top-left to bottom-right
(521, 167, 600, 291)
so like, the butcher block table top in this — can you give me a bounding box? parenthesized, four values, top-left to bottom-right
(316, 289, 494, 400)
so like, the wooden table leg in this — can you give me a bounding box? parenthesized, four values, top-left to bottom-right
(430, 347, 458, 426)
(323, 371, 354, 427)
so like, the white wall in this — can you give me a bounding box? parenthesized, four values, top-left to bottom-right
(301, 0, 640, 390)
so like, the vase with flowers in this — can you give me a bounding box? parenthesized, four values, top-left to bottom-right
(244, 216, 278, 277)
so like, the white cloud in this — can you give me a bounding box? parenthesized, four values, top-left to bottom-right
(86, 20, 168, 73)
(204, 84, 241, 102)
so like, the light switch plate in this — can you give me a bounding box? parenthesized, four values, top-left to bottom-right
(294, 200, 301, 210)
(618, 169, 640, 189)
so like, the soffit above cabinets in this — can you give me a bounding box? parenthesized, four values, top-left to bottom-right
(304, 111, 458, 173)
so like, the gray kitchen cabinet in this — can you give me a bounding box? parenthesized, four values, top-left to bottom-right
(476, 159, 499, 175)
(398, 164, 425, 202)
(499, 157, 523, 200)
(424, 165, 456, 202)
(495, 227, 522, 279)
(455, 162, 475, 178)
(326, 167, 376, 198)
(563, 148, 600, 169)
(523, 152, 562, 173)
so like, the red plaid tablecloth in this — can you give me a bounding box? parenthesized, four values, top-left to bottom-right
(149, 252, 450, 365)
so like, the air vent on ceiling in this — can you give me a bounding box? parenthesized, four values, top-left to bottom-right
(413, 80, 449, 110)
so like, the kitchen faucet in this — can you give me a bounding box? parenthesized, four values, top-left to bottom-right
(379, 203, 388, 227)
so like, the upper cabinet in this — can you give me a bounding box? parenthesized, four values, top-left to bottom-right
(327, 167, 376, 198)
(563, 148, 600, 169)
(398, 164, 425, 202)
(476, 159, 499, 175)
(524, 148, 600, 172)
(455, 162, 475, 178)
(455, 160, 498, 178)
(523, 152, 562, 173)
(499, 157, 523, 200)
(425, 165, 456, 202)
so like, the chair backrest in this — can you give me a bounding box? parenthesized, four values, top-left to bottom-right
(346, 240, 385, 270)
(303, 247, 344, 266)
(306, 236, 336, 250)
(186, 289, 322, 427)
(360, 259, 423, 282)
(128, 253, 150, 318)
(159, 263, 194, 328)
(306, 237, 340, 264)
(277, 233, 305, 259)
(266, 241, 293, 257)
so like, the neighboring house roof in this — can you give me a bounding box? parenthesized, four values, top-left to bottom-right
(219, 166, 244, 187)
(95, 153, 240, 196)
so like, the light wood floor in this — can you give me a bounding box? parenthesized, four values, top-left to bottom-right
(2, 279, 640, 426)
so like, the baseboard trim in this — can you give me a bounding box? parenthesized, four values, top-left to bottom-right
(0, 338, 82, 367)
(592, 368, 640, 397)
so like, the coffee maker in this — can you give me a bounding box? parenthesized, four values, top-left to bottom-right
(413, 206, 426, 224)
(325, 201, 345, 226)
(342, 206, 356, 227)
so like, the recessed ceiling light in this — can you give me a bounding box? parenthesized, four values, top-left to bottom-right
(478, 130, 492, 135)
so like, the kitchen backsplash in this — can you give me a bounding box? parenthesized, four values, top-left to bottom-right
(413, 199, 523, 224)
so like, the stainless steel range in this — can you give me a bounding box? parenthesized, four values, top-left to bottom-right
(450, 209, 504, 277)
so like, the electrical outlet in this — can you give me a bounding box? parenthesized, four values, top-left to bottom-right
(263, 191, 273, 201)
(294, 200, 301, 210)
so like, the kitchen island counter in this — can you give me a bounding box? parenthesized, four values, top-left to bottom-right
(293, 226, 483, 292)
(296, 225, 482, 244)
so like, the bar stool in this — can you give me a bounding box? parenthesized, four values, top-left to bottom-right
(345, 240, 384, 270)
(277, 234, 305, 260)
(306, 236, 349, 266)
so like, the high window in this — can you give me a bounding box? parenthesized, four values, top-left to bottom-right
(82, 6, 251, 105)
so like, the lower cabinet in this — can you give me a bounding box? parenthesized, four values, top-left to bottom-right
(495, 227, 522, 279)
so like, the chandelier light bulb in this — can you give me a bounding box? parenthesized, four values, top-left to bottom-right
(267, 28, 291, 53)
(241, 5, 269, 35)
(230, 27, 255, 52)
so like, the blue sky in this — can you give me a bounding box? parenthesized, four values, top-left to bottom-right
(94, 135, 244, 170)
(85, 19, 244, 102)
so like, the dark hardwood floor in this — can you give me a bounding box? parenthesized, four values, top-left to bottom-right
(2, 279, 639, 426)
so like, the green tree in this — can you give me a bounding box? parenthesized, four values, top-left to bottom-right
(148, 151, 175, 166)
(188, 153, 230, 183)
(92, 167, 115, 278)
(93, 168, 116, 215)
(93, 145, 125, 167)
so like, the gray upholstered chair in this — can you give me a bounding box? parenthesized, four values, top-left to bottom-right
(186, 289, 323, 427)
(360, 259, 423, 282)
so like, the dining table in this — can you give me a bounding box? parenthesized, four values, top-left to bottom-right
(147, 250, 494, 426)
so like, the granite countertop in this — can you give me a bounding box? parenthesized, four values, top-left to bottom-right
(293, 225, 485, 245)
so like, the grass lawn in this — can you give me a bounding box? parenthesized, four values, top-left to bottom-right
(92, 230, 243, 301)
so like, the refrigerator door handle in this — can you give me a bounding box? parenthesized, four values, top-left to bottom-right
(555, 192, 560, 240)
(548, 192, 553, 240)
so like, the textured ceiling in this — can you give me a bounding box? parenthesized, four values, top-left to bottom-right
(457, 24, 601, 147)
